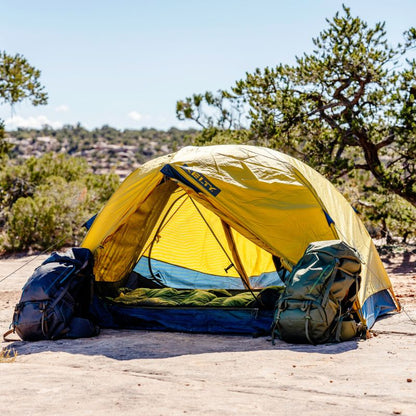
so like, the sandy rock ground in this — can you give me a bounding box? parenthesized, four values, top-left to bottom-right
(0, 249, 415, 416)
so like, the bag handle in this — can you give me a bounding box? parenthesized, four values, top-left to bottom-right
(3, 328, 21, 342)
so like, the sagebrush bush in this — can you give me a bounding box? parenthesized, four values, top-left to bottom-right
(0, 153, 120, 252)
(5, 178, 86, 250)
(0, 153, 89, 210)
(362, 193, 416, 244)
(339, 172, 416, 243)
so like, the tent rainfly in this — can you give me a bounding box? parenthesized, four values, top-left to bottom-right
(82, 145, 399, 333)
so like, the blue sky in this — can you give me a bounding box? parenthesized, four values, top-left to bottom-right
(1, 1, 414, 131)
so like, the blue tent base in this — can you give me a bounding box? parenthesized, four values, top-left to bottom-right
(90, 296, 274, 335)
(361, 289, 397, 328)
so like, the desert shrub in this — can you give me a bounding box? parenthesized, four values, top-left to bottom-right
(0, 155, 120, 252)
(338, 172, 416, 243)
(4, 177, 89, 251)
(360, 193, 416, 244)
(0, 153, 89, 210)
(83, 171, 120, 210)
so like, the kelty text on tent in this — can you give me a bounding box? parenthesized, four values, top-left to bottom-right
(181, 164, 221, 196)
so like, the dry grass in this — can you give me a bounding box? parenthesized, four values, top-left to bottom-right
(0, 348, 17, 363)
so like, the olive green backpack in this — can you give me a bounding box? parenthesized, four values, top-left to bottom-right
(272, 240, 365, 345)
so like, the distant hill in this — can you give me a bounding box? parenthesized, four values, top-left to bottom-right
(5, 125, 198, 178)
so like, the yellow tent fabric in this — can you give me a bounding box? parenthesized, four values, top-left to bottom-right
(139, 188, 276, 285)
(82, 145, 398, 320)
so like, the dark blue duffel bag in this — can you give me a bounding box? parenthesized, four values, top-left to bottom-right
(6, 247, 99, 341)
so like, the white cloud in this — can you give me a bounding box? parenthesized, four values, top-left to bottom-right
(125, 111, 195, 130)
(5, 115, 63, 129)
(55, 105, 69, 113)
(128, 111, 144, 122)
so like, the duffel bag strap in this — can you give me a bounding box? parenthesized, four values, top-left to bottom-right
(3, 328, 21, 342)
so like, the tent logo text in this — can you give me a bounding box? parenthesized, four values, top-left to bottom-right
(181, 165, 221, 196)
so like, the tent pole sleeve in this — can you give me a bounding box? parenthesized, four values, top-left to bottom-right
(221, 221, 252, 291)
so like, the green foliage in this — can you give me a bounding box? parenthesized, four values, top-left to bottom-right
(338, 172, 415, 242)
(84, 171, 120, 205)
(5, 178, 85, 251)
(0, 120, 12, 161)
(0, 153, 120, 252)
(176, 6, 416, 240)
(176, 91, 247, 131)
(0, 51, 48, 107)
(358, 192, 416, 244)
(0, 50, 47, 159)
(0, 153, 89, 212)
(193, 127, 250, 146)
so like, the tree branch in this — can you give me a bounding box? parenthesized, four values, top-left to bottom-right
(354, 163, 370, 170)
(375, 134, 395, 150)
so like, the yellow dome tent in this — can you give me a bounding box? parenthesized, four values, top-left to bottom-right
(82, 145, 399, 331)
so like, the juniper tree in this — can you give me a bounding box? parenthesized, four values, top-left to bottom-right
(177, 6, 416, 207)
(0, 51, 48, 157)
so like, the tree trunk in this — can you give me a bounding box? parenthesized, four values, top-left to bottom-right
(357, 132, 416, 207)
